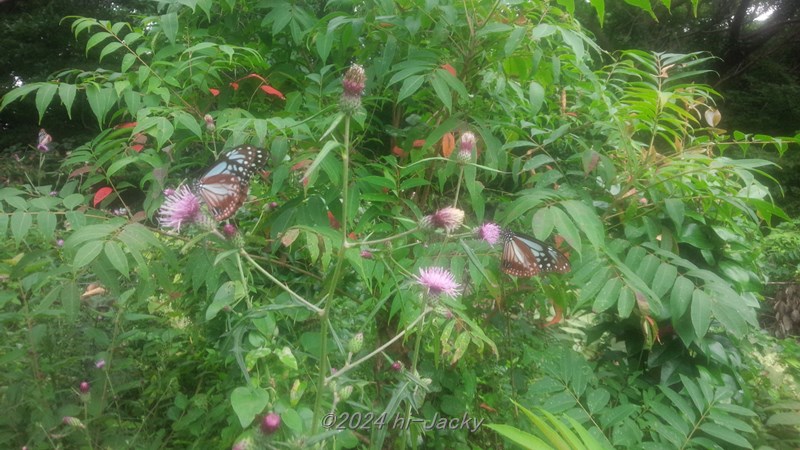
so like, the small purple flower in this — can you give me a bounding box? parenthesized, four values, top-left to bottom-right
(95, 359, 106, 369)
(421, 207, 465, 233)
(269, 201, 279, 209)
(260, 413, 281, 434)
(158, 185, 202, 232)
(360, 250, 373, 259)
(222, 223, 237, 237)
(49, 191, 58, 197)
(457, 131, 476, 162)
(79, 381, 90, 393)
(414, 267, 460, 298)
(391, 361, 403, 371)
(56, 239, 64, 247)
(476, 222, 501, 245)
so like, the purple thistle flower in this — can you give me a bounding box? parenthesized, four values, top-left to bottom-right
(476, 222, 501, 245)
(158, 185, 202, 232)
(95, 359, 106, 369)
(163, 188, 176, 197)
(79, 381, 90, 393)
(414, 267, 460, 298)
(222, 223, 237, 237)
(55, 239, 64, 247)
(420, 207, 465, 233)
(260, 413, 281, 435)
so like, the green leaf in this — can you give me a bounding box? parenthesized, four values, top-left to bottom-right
(74, 241, 104, 268)
(652, 263, 678, 298)
(99, 41, 124, 62)
(85, 84, 116, 128)
(529, 81, 545, 116)
(35, 83, 58, 123)
(698, 423, 751, 448)
(206, 281, 240, 321)
(589, 0, 605, 26)
(230, 386, 269, 428)
(275, 346, 298, 370)
(10, 211, 32, 245)
(593, 277, 621, 312)
(664, 198, 684, 229)
(173, 111, 202, 138)
(430, 71, 452, 111)
(104, 241, 129, 277)
(670, 276, 693, 318)
(690, 289, 711, 339)
(85, 31, 112, 55)
(710, 295, 747, 337)
(160, 13, 179, 44)
(617, 286, 635, 318)
(62, 193, 85, 209)
(485, 424, 549, 448)
(58, 84, 77, 119)
(121, 53, 137, 73)
(532, 207, 554, 239)
(398, 75, 425, 103)
(551, 206, 581, 255)
(37, 211, 57, 239)
(561, 200, 604, 248)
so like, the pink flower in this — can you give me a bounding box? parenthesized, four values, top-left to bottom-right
(360, 250, 373, 259)
(421, 207, 465, 233)
(391, 361, 403, 371)
(414, 267, 460, 298)
(476, 222, 501, 245)
(260, 412, 281, 434)
(95, 359, 106, 369)
(79, 381, 90, 393)
(158, 185, 202, 232)
(457, 132, 476, 162)
(222, 223, 237, 237)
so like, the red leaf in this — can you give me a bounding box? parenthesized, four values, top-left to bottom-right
(93, 187, 113, 207)
(441, 63, 457, 77)
(230, 82, 239, 91)
(209, 88, 220, 97)
(243, 73, 268, 84)
(260, 85, 285, 100)
(391, 146, 407, 158)
(130, 144, 144, 153)
(291, 160, 312, 171)
(114, 121, 137, 129)
(327, 211, 340, 230)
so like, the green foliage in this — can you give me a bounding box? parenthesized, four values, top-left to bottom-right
(1, 0, 798, 448)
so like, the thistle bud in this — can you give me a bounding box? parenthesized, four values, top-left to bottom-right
(338, 385, 353, 401)
(79, 381, 90, 393)
(62, 416, 86, 429)
(204, 114, 216, 132)
(391, 361, 403, 371)
(347, 332, 364, 354)
(260, 413, 281, 435)
(457, 132, 476, 162)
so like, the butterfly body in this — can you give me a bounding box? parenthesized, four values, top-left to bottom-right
(501, 229, 570, 277)
(193, 145, 266, 220)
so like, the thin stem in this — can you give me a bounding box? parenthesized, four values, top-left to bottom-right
(345, 226, 421, 248)
(326, 307, 432, 383)
(312, 115, 352, 433)
(240, 250, 323, 314)
(404, 307, 428, 426)
(453, 165, 465, 207)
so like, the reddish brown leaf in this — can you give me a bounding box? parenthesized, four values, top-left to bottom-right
(243, 73, 268, 83)
(391, 146, 407, 157)
(69, 166, 94, 179)
(209, 88, 220, 97)
(93, 186, 113, 207)
(412, 139, 426, 148)
(114, 121, 137, 129)
(327, 211, 340, 230)
(441, 63, 456, 77)
(441, 132, 455, 157)
(260, 85, 285, 100)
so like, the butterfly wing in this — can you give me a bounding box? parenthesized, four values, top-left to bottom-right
(501, 230, 570, 277)
(194, 145, 266, 220)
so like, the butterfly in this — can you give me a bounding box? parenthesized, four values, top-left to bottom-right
(500, 229, 571, 277)
(37, 128, 53, 152)
(193, 145, 267, 220)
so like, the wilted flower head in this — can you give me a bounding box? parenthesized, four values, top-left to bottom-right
(341, 63, 366, 113)
(457, 132, 476, 162)
(421, 207, 465, 233)
(232, 438, 254, 450)
(204, 114, 215, 132)
(414, 266, 460, 298)
(62, 416, 85, 429)
(260, 412, 281, 435)
(476, 222, 501, 245)
(158, 185, 202, 232)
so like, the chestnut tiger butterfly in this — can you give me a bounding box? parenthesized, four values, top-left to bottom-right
(193, 145, 266, 220)
(500, 229, 570, 277)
